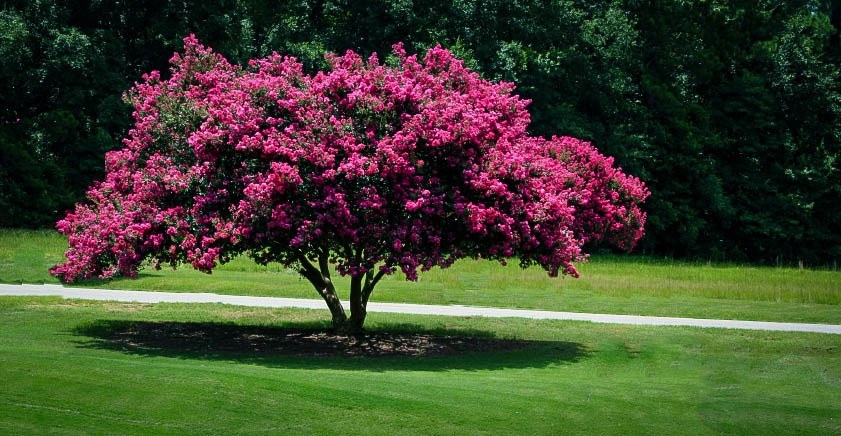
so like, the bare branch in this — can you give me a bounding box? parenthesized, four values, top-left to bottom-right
(365, 268, 373, 288)
(362, 269, 387, 305)
(318, 248, 331, 284)
(296, 253, 322, 284)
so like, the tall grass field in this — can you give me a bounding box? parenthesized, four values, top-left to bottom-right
(2, 229, 840, 323)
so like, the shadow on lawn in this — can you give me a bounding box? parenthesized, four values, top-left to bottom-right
(73, 319, 587, 371)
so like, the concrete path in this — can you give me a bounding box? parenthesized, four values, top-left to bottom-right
(2, 283, 840, 335)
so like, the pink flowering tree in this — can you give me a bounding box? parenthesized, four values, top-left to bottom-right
(51, 36, 648, 333)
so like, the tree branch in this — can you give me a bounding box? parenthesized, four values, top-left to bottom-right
(296, 253, 322, 286)
(297, 251, 347, 328)
(365, 268, 373, 289)
(318, 247, 332, 285)
(362, 269, 387, 306)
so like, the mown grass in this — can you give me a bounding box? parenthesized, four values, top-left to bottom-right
(2, 228, 841, 323)
(0, 297, 838, 434)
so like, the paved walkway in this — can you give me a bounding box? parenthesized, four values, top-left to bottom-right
(2, 283, 839, 334)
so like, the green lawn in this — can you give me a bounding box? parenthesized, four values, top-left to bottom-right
(0, 297, 838, 434)
(2, 228, 841, 323)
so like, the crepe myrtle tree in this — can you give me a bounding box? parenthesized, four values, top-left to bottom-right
(52, 36, 648, 333)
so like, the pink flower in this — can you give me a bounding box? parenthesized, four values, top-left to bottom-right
(51, 36, 647, 284)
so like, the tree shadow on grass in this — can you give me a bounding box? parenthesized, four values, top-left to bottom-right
(72, 319, 587, 372)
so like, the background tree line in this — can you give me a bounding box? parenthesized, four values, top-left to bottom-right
(1, 0, 839, 264)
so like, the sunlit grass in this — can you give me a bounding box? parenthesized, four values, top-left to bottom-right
(0, 228, 68, 282)
(0, 297, 839, 434)
(2, 228, 840, 323)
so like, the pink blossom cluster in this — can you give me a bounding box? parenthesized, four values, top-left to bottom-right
(51, 36, 648, 282)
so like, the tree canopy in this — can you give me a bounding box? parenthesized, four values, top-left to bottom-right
(50, 38, 647, 332)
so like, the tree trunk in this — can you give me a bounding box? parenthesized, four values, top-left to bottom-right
(346, 275, 367, 335)
(344, 268, 386, 334)
(297, 253, 347, 330)
(298, 254, 388, 335)
(323, 289, 348, 330)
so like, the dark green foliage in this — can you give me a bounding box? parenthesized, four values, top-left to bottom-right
(629, 1, 841, 263)
(1, 0, 839, 264)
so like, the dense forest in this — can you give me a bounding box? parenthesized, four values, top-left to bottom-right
(1, 0, 839, 264)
